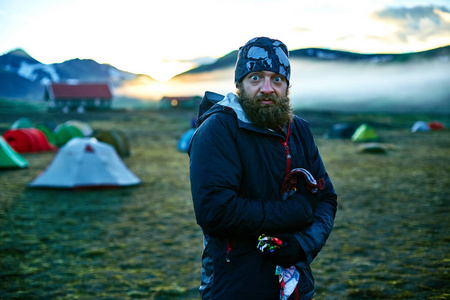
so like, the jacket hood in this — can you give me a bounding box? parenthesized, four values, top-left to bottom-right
(217, 93, 251, 123)
(197, 92, 251, 126)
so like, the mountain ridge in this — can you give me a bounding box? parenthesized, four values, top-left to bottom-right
(1, 45, 449, 102)
(177, 44, 450, 77)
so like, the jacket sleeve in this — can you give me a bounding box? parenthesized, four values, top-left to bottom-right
(294, 121, 338, 265)
(189, 114, 315, 239)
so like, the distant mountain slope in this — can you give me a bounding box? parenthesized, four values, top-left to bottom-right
(53, 58, 137, 84)
(0, 49, 41, 68)
(0, 68, 43, 99)
(0, 49, 147, 100)
(176, 45, 450, 77)
(180, 50, 238, 75)
(290, 45, 450, 62)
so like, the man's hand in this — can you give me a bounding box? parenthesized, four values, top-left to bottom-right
(270, 233, 306, 268)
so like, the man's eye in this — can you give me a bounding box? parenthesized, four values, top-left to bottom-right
(274, 77, 282, 83)
(251, 75, 260, 81)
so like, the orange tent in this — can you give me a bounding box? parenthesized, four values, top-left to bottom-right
(2, 128, 57, 153)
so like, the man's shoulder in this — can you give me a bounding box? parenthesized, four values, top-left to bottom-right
(292, 115, 311, 129)
(198, 108, 238, 131)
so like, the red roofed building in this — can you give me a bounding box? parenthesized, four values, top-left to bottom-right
(45, 83, 113, 112)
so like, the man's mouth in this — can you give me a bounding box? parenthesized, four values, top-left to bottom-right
(260, 98, 274, 105)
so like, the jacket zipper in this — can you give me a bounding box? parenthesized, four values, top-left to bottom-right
(226, 239, 236, 262)
(282, 140, 291, 174)
(278, 122, 292, 175)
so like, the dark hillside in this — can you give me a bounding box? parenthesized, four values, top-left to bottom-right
(0, 70, 44, 99)
(290, 44, 450, 62)
(177, 45, 450, 77)
(177, 50, 238, 76)
(0, 49, 41, 68)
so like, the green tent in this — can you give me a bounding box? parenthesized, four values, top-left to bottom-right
(10, 117, 33, 129)
(64, 120, 93, 137)
(36, 124, 57, 146)
(94, 129, 130, 157)
(54, 124, 84, 146)
(351, 124, 379, 142)
(54, 120, 93, 147)
(0, 136, 28, 169)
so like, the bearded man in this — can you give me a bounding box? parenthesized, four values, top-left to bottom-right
(188, 37, 338, 300)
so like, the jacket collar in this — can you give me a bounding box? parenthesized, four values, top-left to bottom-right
(217, 93, 251, 124)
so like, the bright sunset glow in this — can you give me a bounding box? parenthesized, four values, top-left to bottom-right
(1, 0, 449, 82)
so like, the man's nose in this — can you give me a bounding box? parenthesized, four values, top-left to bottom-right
(260, 78, 274, 94)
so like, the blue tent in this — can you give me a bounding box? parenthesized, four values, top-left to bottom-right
(177, 128, 196, 152)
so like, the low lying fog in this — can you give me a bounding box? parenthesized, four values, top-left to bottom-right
(288, 59, 450, 113)
(124, 58, 450, 114)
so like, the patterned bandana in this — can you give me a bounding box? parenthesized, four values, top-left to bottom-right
(234, 37, 290, 85)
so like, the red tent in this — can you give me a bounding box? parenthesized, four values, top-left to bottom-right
(428, 121, 445, 131)
(3, 128, 57, 153)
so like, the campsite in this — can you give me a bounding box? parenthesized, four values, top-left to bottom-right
(0, 106, 449, 299)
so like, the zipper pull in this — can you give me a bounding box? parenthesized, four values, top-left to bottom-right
(284, 142, 291, 158)
(226, 239, 235, 263)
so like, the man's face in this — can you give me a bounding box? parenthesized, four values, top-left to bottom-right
(241, 71, 288, 99)
(237, 71, 292, 129)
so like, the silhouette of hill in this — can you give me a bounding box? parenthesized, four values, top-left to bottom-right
(175, 45, 450, 77)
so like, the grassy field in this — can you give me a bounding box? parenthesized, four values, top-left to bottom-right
(0, 107, 449, 299)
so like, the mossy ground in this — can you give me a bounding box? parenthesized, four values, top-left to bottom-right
(0, 108, 449, 299)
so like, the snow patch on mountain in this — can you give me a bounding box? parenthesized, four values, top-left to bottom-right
(18, 61, 60, 84)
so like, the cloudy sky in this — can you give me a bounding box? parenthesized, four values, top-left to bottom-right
(1, 0, 449, 82)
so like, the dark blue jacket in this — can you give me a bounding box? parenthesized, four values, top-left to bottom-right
(188, 92, 338, 300)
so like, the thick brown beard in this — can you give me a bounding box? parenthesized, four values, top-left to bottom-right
(237, 90, 293, 129)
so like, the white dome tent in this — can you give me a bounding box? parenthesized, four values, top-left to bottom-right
(29, 137, 141, 188)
